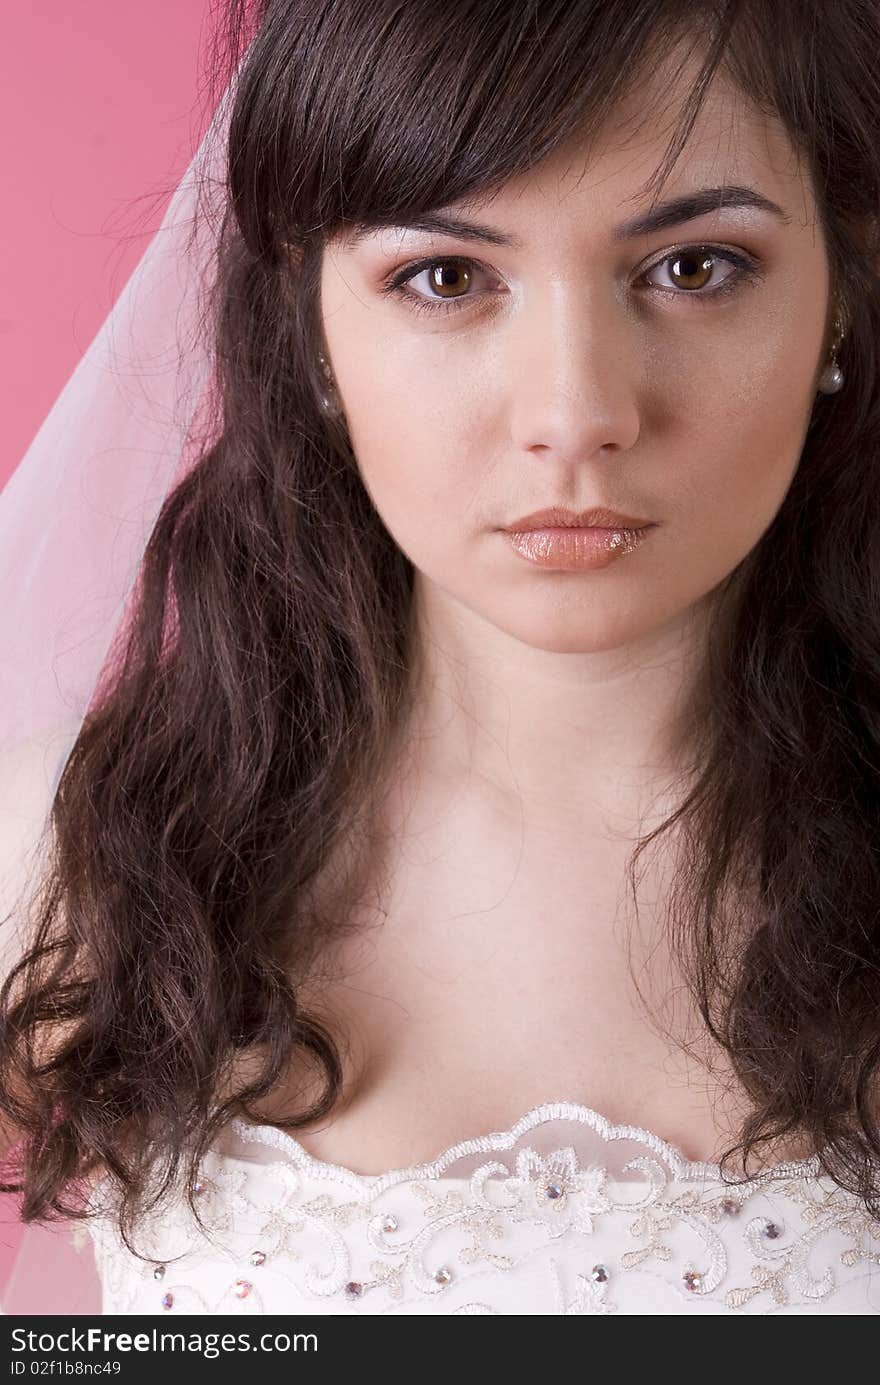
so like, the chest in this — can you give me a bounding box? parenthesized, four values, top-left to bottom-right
(256, 836, 754, 1172)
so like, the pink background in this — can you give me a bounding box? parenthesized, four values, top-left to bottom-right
(2, 4, 211, 486)
(2, 3, 212, 1308)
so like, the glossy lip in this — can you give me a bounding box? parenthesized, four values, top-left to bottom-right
(503, 524, 655, 570)
(504, 505, 653, 532)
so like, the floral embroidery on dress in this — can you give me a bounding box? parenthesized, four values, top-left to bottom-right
(83, 1101, 880, 1315)
(722, 1177, 880, 1310)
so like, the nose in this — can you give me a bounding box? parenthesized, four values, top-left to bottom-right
(506, 288, 642, 463)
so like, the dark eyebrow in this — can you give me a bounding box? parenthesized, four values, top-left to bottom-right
(346, 184, 791, 251)
(612, 184, 791, 239)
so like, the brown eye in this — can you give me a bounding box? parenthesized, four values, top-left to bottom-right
(383, 255, 498, 317)
(639, 246, 761, 303)
(666, 251, 715, 290)
(426, 260, 473, 298)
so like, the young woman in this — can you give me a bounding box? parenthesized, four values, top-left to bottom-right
(1, 0, 879, 1315)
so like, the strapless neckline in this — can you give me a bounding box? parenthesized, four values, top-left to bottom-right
(226, 1098, 827, 1194)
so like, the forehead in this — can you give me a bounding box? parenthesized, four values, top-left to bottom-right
(480, 45, 813, 230)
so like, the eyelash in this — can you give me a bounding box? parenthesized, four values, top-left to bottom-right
(380, 245, 764, 318)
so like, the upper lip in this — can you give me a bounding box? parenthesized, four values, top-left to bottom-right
(504, 505, 654, 531)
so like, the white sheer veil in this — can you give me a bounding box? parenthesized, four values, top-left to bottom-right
(0, 54, 239, 1316)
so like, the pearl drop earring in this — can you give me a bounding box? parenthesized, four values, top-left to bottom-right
(817, 311, 845, 394)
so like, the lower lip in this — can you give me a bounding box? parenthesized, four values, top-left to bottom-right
(503, 524, 656, 570)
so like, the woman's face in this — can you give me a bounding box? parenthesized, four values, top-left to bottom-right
(319, 54, 833, 655)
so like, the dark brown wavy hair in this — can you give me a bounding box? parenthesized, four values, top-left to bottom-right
(3, 0, 880, 1255)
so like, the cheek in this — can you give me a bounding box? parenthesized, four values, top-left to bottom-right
(335, 359, 482, 565)
(679, 342, 817, 564)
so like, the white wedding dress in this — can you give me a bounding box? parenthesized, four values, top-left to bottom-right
(68, 1100, 880, 1315)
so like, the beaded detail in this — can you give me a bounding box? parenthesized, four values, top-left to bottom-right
(83, 1100, 880, 1315)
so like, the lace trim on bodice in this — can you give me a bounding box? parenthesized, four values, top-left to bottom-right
(227, 1099, 824, 1192)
